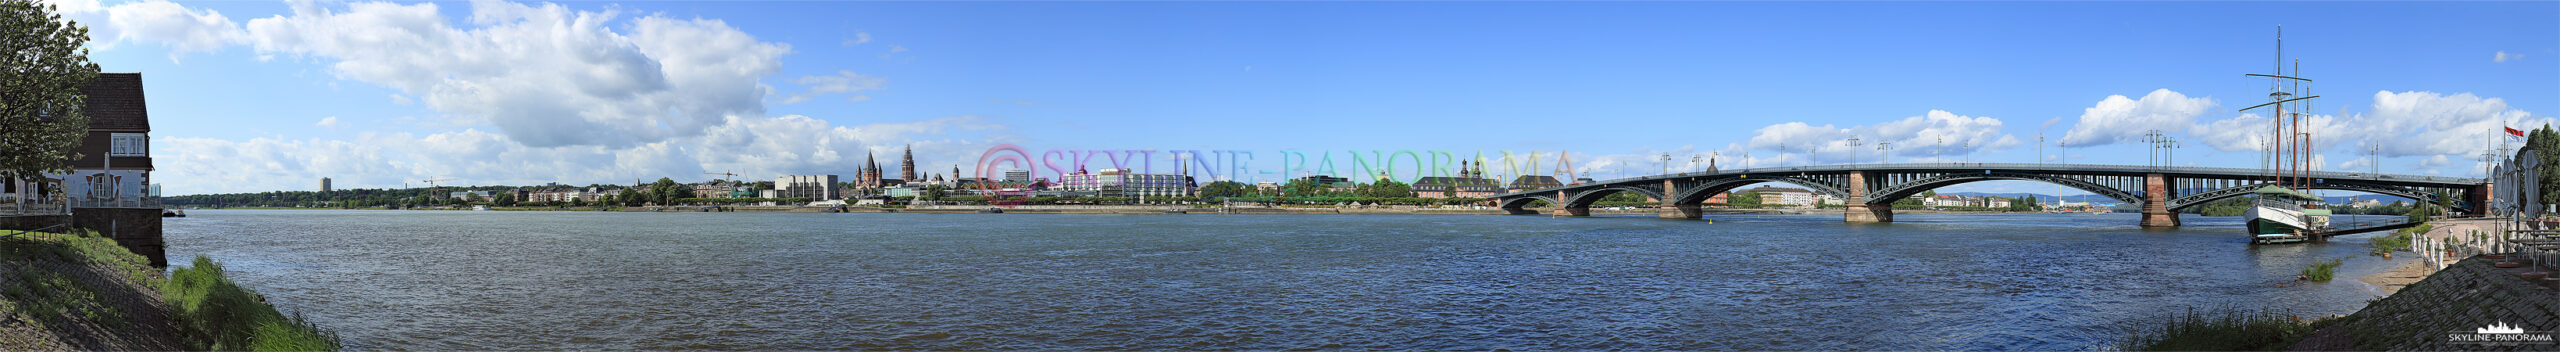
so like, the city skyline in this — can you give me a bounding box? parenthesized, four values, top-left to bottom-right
(54, 0, 2557, 195)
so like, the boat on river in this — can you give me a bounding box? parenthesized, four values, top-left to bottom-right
(2245, 186, 2331, 244)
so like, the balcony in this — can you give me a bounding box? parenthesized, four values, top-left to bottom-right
(68, 196, 161, 209)
(1, 200, 70, 216)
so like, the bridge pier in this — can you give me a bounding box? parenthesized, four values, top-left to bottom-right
(1845, 171, 1892, 223)
(1660, 204, 1701, 219)
(1658, 179, 1700, 219)
(2141, 173, 2180, 227)
(1552, 190, 1588, 217)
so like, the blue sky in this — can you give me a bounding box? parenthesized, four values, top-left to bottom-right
(55, 0, 2557, 195)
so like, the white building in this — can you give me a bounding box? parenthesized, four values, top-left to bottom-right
(1745, 186, 1815, 207)
(775, 175, 841, 200)
(1059, 168, 1195, 199)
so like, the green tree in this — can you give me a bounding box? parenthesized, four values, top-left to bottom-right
(2535, 125, 2559, 207)
(0, 2, 98, 184)
(495, 193, 517, 207)
(1198, 180, 1251, 198)
(1729, 192, 1761, 205)
(1361, 179, 1415, 198)
(649, 178, 683, 205)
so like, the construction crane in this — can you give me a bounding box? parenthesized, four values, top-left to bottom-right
(704, 171, 743, 183)
(419, 177, 456, 197)
(705, 171, 745, 197)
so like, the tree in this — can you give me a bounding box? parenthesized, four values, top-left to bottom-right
(1198, 181, 1251, 198)
(0, 2, 99, 184)
(495, 193, 517, 207)
(649, 178, 683, 205)
(1361, 179, 1415, 198)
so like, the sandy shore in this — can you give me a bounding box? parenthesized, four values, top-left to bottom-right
(2356, 257, 2431, 296)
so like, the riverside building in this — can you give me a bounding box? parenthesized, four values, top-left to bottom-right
(1058, 168, 1195, 199)
(775, 175, 841, 200)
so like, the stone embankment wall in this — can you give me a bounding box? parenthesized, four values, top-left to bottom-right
(2294, 256, 2559, 350)
(72, 208, 165, 267)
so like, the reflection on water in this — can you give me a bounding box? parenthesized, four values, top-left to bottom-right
(165, 210, 2402, 350)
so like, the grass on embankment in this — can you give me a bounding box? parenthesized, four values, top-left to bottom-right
(165, 255, 340, 351)
(2300, 258, 2343, 282)
(0, 230, 337, 351)
(2110, 306, 2335, 351)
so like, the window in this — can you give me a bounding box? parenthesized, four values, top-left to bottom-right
(110, 133, 147, 157)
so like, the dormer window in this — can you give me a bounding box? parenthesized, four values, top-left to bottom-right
(110, 133, 146, 157)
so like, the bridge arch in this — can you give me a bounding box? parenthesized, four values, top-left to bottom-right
(2164, 182, 2453, 212)
(1559, 185, 1669, 209)
(1866, 173, 2143, 206)
(1496, 195, 1560, 213)
(1667, 178, 1851, 206)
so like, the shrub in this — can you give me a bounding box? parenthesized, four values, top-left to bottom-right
(2301, 258, 2343, 282)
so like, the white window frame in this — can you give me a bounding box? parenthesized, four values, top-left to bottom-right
(110, 133, 148, 157)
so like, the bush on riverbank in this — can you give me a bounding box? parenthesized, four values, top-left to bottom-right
(2300, 258, 2343, 282)
(2111, 306, 2334, 351)
(2369, 223, 2429, 256)
(163, 255, 340, 351)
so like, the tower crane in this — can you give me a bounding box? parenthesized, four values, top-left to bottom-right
(419, 177, 456, 197)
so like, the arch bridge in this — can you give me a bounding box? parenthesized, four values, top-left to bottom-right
(1486, 163, 2488, 227)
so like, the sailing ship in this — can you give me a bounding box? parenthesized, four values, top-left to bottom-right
(2241, 26, 2330, 245)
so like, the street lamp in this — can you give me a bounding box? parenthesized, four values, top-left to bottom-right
(1877, 142, 1893, 164)
(1846, 137, 1863, 164)
(1660, 152, 1671, 175)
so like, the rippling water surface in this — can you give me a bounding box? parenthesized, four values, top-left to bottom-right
(164, 210, 2407, 350)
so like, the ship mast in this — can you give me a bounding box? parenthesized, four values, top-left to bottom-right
(2241, 25, 2318, 189)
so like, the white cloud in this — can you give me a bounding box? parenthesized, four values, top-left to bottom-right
(315, 116, 341, 128)
(2496, 51, 2523, 63)
(235, 0, 791, 148)
(2059, 89, 2215, 147)
(779, 70, 888, 104)
(44, 0, 247, 59)
(843, 31, 871, 46)
(1747, 110, 2018, 164)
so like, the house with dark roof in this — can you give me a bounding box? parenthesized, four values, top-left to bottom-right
(1506, 175, 1562, 191)
(62, 73, 156, 208)
(1412, 176, 1503, 198)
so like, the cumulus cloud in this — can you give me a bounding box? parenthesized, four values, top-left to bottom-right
(44, 0, 247, 58)
(315, 116, 341, 128)
(779, 70, 888, 104)
(843, 31, 871, 46)
(2496, 51, 2523, 63)
(2059, 89, 2215, 147)
(1747, 110, 2019, 164)
(236, 0, 791, 148)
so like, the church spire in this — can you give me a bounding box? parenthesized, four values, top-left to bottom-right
(900, 144, 917, 181)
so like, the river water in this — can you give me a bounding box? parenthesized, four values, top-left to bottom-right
(164, 210, 2406, 350)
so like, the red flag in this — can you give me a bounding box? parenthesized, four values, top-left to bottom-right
(2507, 127, 2526, 137)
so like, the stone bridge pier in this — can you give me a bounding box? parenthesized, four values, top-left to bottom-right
(1551, 190, 1589, 216)
(2141, 173, 2180, 227)
(1659, 179, 1701, 219)
(1844, 171, 1892, 223)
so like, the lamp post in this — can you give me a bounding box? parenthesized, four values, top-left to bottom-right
(1846, 137, 1863, 165)
(1660, 152, 1671, 175)
(1878, 142, 1893, 164)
